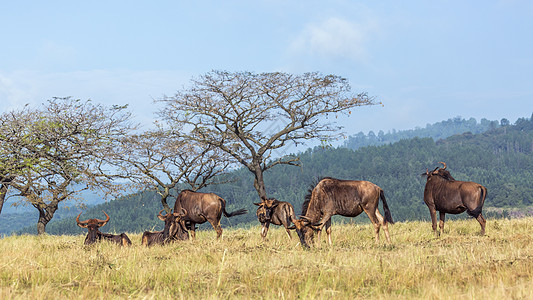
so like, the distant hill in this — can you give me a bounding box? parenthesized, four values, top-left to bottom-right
(11, 113, 533, 235)
(344, 116, 500, 150)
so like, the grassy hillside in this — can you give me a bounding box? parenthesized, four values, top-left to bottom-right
(1, 218, 532, 299)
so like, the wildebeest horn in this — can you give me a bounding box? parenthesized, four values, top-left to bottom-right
(253, 202, 263, 206)
(96, 211, 110, 227)
(76, 212, 89, 228)
(179, 208, 187, 217)
(438, 162, 447, 170)
(157, 209, 171, 221)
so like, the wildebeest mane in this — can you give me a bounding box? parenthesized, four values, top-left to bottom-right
(302, 177, 335, 215)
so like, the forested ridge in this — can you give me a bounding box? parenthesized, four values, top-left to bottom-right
(344, 116, 501, 149)
(12, 114, 533, 235)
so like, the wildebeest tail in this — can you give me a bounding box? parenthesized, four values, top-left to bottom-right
(220, 197, 248, 217)
(467, 186, 486, 218)
(380, 189, 394, 224)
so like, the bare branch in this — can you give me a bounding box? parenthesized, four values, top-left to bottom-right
(156, 71, 378, 199)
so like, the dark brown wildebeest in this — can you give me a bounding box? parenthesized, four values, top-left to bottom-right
(141, 209, 189, 246)
(254, 197, 298, 241)
(422, 162, 487, 236)
(76, 211, 132, 246)
(173, 190, 247, 239)
(292, 177, 394, 248)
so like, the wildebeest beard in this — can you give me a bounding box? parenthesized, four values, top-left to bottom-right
(294, 223, 317, 249)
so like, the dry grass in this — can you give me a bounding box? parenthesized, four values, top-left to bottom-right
(1, 217, 532, 299)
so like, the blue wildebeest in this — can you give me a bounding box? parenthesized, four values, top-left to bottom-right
(422, 162, 487, 236)
(173, 190, 247, 239)
(76, 211, 132, 246)
(292, 177, 394, 248)
(141, 209, 189, 246)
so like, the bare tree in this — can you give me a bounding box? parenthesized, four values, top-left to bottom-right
(0, 98, 134, 234)
(157, 71, 379, 199)
(111, 129, 233, 213)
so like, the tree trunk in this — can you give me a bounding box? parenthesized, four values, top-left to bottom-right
(161, 195, 172, 214)
(159, 187, 173, 213)
(37, 216, 48, 235)
(253, 167, 267, 200)
(0, 184, 7, 215)
(36, 203, 58, 235)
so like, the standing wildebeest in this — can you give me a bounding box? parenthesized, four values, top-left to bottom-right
(141, 209, 189, 246)
(422, 162, 487, 236)
(173, 190, 247, 239)
(254, 197, 298, 241)
(292, 177, 394, 248)
(76, 211, 132, 246)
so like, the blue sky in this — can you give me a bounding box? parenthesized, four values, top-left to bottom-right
(1, 0, 532, 138)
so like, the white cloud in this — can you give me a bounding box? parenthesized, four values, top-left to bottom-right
(289, 17, 379, 62)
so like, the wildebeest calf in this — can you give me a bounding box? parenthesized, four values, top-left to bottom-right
(254, 197, 298, 241)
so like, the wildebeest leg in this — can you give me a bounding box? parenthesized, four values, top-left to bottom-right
(281, 222, 292, 240)
(316, 214, 333, 245)
(324, 219, 332, 245)
(476, 213, 486, 235)
(428, 206, 439, 237)
(375, 209, 391, 243)
(362, 208, 382, 243)
(261, 222, 270, 241)
(189, 222, 197, 240)
(208, 218, 223, 239)
(439, 212, 446, 234)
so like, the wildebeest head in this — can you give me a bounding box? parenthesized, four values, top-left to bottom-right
(291, 216, 322, 248)
(422, 162, 455, 181)
(76, 211, 110, 245)
(158, 208, 188, 241)
(254, 197, 279, 223)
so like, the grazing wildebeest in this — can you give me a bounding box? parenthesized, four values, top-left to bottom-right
(292, 177, 394, 248)
(141, 209, 189, 246)
(254, 197, 298, 241)
(76, 211, 132, 246)
(422, 162, 487, 236)
(173, 190, 247, 239)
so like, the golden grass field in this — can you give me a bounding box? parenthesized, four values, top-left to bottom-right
(0, 217, 532, 299)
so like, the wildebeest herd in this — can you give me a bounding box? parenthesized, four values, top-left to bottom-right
(77, 162, 488, 248)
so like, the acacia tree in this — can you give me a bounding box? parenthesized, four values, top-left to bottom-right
(0, 146, 16, 216)
(0, 98, 134, 234)
(111, 129, 233, 213)
(158, 71, 379, 199)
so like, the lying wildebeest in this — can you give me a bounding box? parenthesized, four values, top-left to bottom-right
(173, 190, 247, 239)
(422, 162, 487, 236)
(254, 197, 298, 241)
(76, 211, 132, 246)
(292, 177, 394, 248)
(141, 208, 189, 246)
